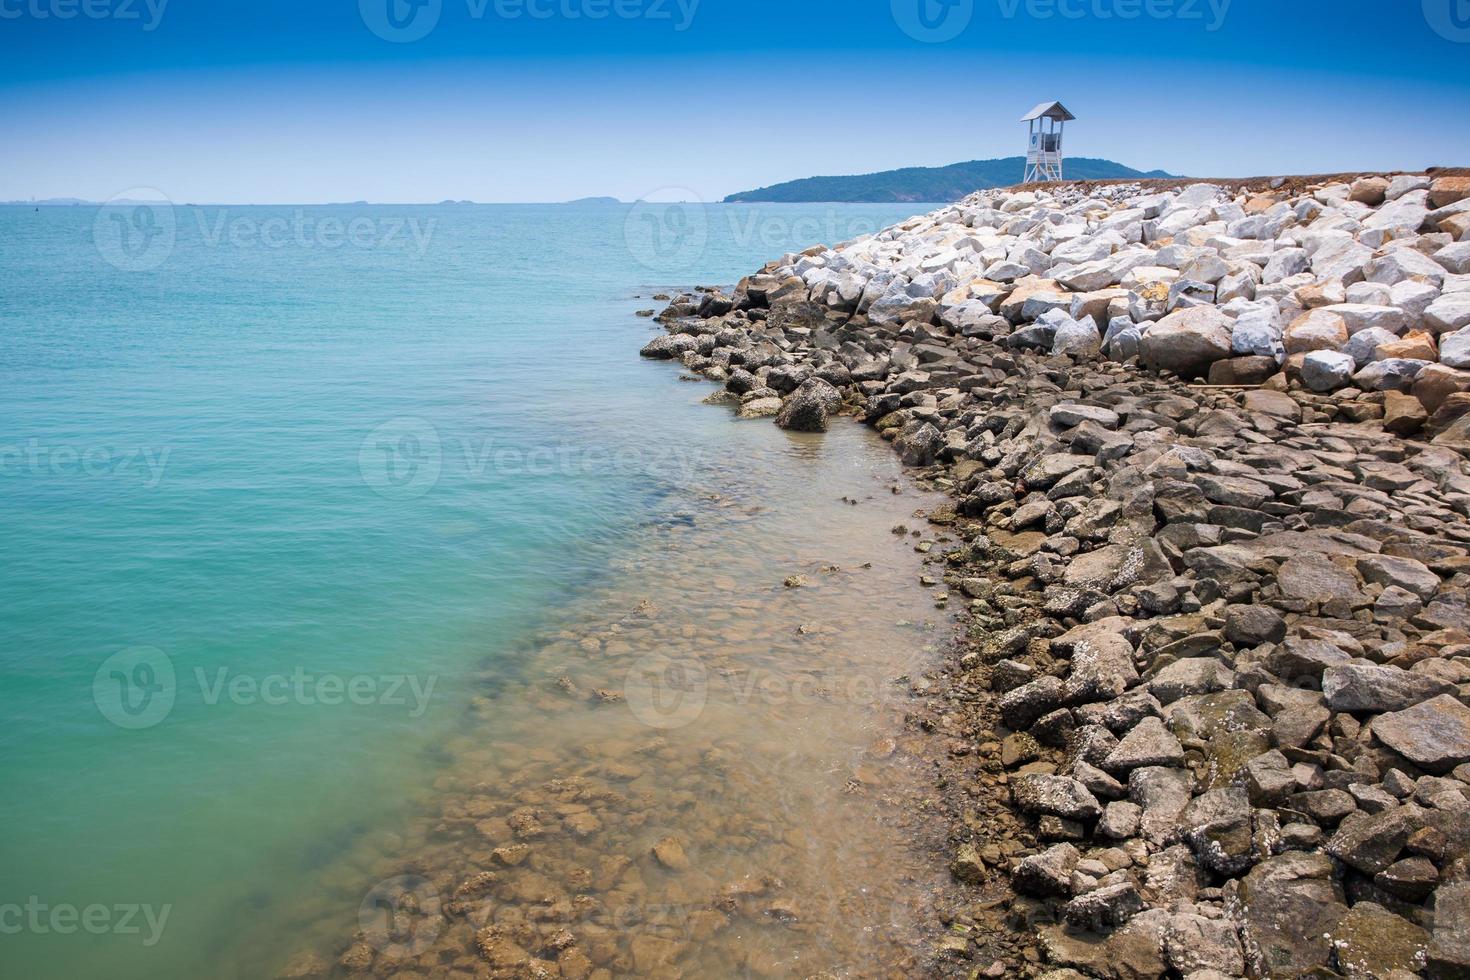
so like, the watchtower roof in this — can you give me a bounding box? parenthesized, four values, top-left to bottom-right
(1020, 101, 1076, 122)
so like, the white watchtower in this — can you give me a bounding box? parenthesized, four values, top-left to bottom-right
(1022, 101, 1075, 183)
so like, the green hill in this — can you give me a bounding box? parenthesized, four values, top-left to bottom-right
(724, 157, 1174, 204)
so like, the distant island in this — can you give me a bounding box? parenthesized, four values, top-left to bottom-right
(724, 157, 1174, 203)
(563, 196, 622, 205)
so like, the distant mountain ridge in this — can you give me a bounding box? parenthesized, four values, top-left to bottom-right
(725, 157, 1174, 204)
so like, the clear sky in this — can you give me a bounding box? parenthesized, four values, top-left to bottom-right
(2, 0, 1468, 203)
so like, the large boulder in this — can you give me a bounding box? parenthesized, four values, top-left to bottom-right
(1302, 349, 1357, 392)
(1140, 307, 1234, 378)
(1231, 305, 1286, 360)
(1414, 363, 1470, 412)
(1442, 326, 1470, 369)
(1324, 663, 1453, 714)
(1284, 309, 1349, 355)
(1428, 294, 1470, 335)
(1228, 852, 1347, 978)
(1052, 314, 1104, 357)
(1354, 357, 1432, 392)
(1428, 881, 1470, 978)
(1371, 694, 1470, 774)
(640, 333, 698, 359)
(774, 377, 841, 432)
(1326, 807, 1419, 876)
(1012, 774, 1103, 822)
(1431, 175, 1470, 209)
(1331, 903, 1431, 980)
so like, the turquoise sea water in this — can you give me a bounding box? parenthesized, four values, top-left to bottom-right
(0, 200, 935, 979)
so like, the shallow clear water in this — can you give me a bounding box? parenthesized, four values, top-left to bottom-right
(0, 200, 942, 979)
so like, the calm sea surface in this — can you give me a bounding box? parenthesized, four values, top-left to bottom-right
(0, 200, 945, 979)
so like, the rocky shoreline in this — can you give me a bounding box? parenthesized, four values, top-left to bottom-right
(641, 172, 1470, 978)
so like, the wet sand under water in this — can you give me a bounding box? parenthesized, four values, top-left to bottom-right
(256, 421, 958, 979)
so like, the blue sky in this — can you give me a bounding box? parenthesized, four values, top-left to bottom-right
(2, 0, 1468, 203)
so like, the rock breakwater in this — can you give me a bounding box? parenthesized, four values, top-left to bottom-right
(642, 172, 1470, 978)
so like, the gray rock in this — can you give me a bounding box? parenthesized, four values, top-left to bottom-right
(774, 377, 841, 432)
(1428, 881, 1470, 979)
(1427, 293, 1470, 334)
(1000, 676, 1067, 730)
(1097, 801, 1142, 840)
(1014, 843, 1081, 897)
(1149, 657, 1234, 705)
(1266, 637, 1354, 681)
(1244, 750, 1297, 806)
(1276, 553, 1363, 606)
(1104, 716, 1185, 774)
(1356, 554, 1441, 601)
(1231, 305, 1285, 359)
(1050, 403, 1121, 430)
(1162, 912, 1246, 977)
(1323, 662, 1454, 714)
(1052, 315, 1104, 357)
(1180, 787, 1256, 876)
(1443, 325, 1470, 369)
(1130, 766, 1194, 844)
(1341, 326, 1401, 368)
(1140, 306, 1234, 378)
(895, 422, 943, 466)
(1224, 604, 1286, 646)
(1302, 349, 1358, 392)
(1229, 852, 1346, 979)
(1332, 902, 1431, 980)
(1013, 774, 1103, 822)
(1263, 247, 1310, 284)
(1354, 357, 1433, 392)
(1372, 695, 1470, 774)
(736, 396, 783, 419)
(1064, 633, 1140, 704)
(1064, 541, 1171, 594)
(1063, 881, 1143, 930)
(640, 333, 699, 359)
(1326, 806, 1418, 875)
